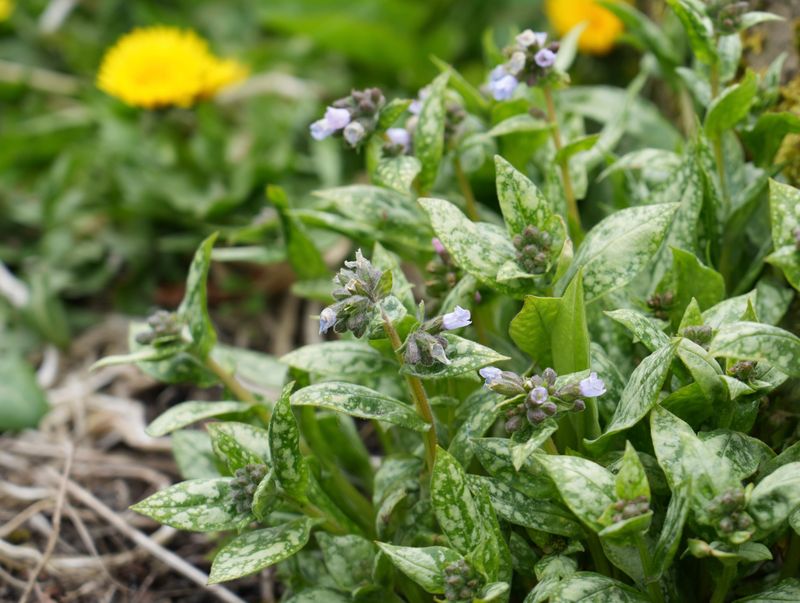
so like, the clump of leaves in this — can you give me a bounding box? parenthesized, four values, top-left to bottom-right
(101, 4, 800, 602)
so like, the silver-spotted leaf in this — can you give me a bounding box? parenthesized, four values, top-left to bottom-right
(146, 401, 250, 438)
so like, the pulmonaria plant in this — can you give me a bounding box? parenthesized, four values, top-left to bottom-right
(99, 5, 800, 603)
(488, 29, 561, 100)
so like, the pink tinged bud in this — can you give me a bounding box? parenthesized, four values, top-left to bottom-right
(386, 127, 411, 151)
(516, 29, 544, 47)
(534, 48, 557, 68)
(324, 106, 351, 130)
(480, 366, 502, 386)
(441, 306, 472, 330)
(319, 307, 337, 334)
(579, 372, 606, 397)
(432, 237, 446, 255)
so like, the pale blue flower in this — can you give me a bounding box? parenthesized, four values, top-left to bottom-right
(479, 366, 502, 386)
(309, 106, 351, 140)
(488, 67, 519, 101)
(579, 372, 606, 397)
(442, 306, 472, 330)
(386, 127, 411, 152)
(535, 48, 557, 68)
(319, 307, 337, 334)
(508, 51, 527, 76)
(529, 386, 549, 404)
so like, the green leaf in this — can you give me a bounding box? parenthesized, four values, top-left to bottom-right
(769, 180, 800, 250)
(146, 401, 251, 438)
(710, 321, 800, 377)
(269, 185, 329, 280)
(604, 309, 670, 352)
(699, 430, 775, 481)
(702, 291, 757, 328)
(285, 589, 350, 603)
(467, 479, 512, 584)
(177, 233, 218, 359)
(494, 155, 554, 237)
(676, 337, 725, 403)
(468, 475, 583, 538)
(290, 382, 429, 432)
(401, 333, 509, 380)
(667, 247, 725, 326)
(419, 197, 522, 295)
(748, 462, 800, 533)
(131, 478, 248, 532)
(554, 22, 589, 72)
(733, 579, 800, 602)
(431, 446, 483, 554)
(651, 483, 690, 579)
(448, 388, 504, 467)
(597, 1, 680, 67)
(213, 345, 287, 395)
(557, 203, 679, 302)
(208, 517, 316, 584)
(378, 98, 412, 130)
(431, 56, 489, 115)
(586, 343, 676, 450)
(316, 533, 375, 590)
(269, 383, 309, 501)
(704, 71, 758, 136)
(172, 430, 220, 480)
(509, 295, 561, 369)
(0, 353, 49, 430)
(487, 115, 551, 138)
(472, 438, 557, 500)
(766, 246, 800, 292)
(207, 422, 270, 473)
(536, 455, 616, 533)
(741, 112, 800, 166)
(374, 156, 422, 194)
(548, 571, 650, 602)
(376, 543, 462, 594)
(552, 273, 590, 374)
(415, 72, 449, 192)
(511, 420, 559, 471)
(554, 134, 601, 165)
(666, 0, 716, 65)
(281, 341, 394, 377)
(616, 442, 650, 501)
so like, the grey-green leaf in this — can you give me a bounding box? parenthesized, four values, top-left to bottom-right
(415, 72, 449, 192)
(281, 341, 394, 377)
(208, 517, 316, 584)
(431, 446, 483, 554)
(290, 382, 429, 431)
(146, 401, 251, 438)
(494, 155, 553, 236)
(401, 333, 509, 380)
(207, 422, 270, 472)
(710, 321, 800, 377)
(269, 383, 309, 501)
(748, 462, 800, 533)
(177, 233, 218, 359)
(376, 543, 462, 594)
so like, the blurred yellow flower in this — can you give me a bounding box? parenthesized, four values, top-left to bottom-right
(97, 26, 247, 109)
(545, 0, 629, 55)
(0, 0, 13, 22)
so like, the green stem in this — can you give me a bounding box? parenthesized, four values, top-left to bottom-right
(381, 309, 438, 474)
(299, 501, 347, 535)
(710, 562, 737, 603)
(203, 353, 270, 424)
(543, 86, 583, 244)
(782, 531, 800, 580)
(586, 532, 612, 577)
(636, 533, 665, 603)
(709, 58, 730, 213)
(454, 157, 480, 221)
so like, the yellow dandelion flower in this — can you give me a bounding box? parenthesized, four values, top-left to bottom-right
(545, 0, 630, 55)
(97, 26, 246, 109)
(0, 0, 14, 22)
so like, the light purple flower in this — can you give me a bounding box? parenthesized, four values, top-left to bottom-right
(442, 306, 472, 330)
(309, 106, 352, 140)
(480, 366, 503, 386)
(517, 30, 547, 48)
(488, 67, 519, 101)
(343, 121, 366, 146)
(432, 238, 446, 255)
(529, 386, 549, 404)
(579, 372, 606, 397)
(386, 127, 411, 152)
(319, 307, 337, 334)
(535, 48, 557, 68)
(409, 87, 431, 115)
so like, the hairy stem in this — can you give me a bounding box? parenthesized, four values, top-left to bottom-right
(203, 354, 270, 424)
(710, 563, 737, 603)
(454, 156, 480, 221)
(543, 86, 583, 243)
(381, 309, 438, 473)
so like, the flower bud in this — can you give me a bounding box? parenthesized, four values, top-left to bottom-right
(527, 408, 547, 424)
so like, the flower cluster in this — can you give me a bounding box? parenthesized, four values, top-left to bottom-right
(319, 250, 392, 338)
(404, 306, 472, 366)
(230, 464, 268, 514)
(706, 488, 754, 543)
(134, 310, 184, 346)
(97, 27, 247, 109)
(727, 359, 757, 383)
(442, 559, 484, 603)
(488, 29, 560, 101)
(680, 325, 713, 348)
(513, 225, 554, 274)
(705, 0, 750, 34)
(609, 496, 650, 524)
(310, 88, 386, 147)
(480, 367, 605, 430)
(646, 291, 674, 321)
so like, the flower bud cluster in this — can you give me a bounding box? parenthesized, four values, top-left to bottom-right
(319, 250, 391, 338)
(513, 225, 553, 275)
(310, 88, 386, 147)
(425, 238, 460, 312)
(442, 559, 484, 603)
(646, 291, 674, 321)
(230, 464, 268, 514)
(727, 359, 757, 383)
(479, 367, 605, 432)
(404, 306, 472, 367)
(135, 310, 183, 345)
(611, 496, 650, 523)
(705, 0, 750, 35)
(488, 29, 560, 101)
(707, 488, 753, 541)
(680, 325, 713, 348)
